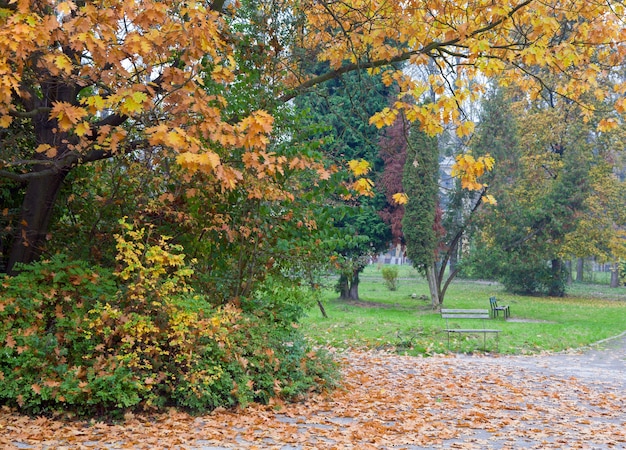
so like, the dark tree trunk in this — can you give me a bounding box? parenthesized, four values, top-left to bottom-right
(316, 299, 328, 318)
(348, 271, 360, 300)
(338, 270, 360, 300)
(338, 274, 350, 300)
(576, 257, 584, 282)
(6, 78, 76, 274)
(566, 260, 572, 284)
(7, 170, 68, 274)
(426, 263, 441, 309)
(549, 258, 565, 297)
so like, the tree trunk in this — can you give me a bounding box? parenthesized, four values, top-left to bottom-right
(449, 245, 458, 274)
(348, 270, 360, 300)
(610, 262, 619, 288)
(566, 260, 573, 284)
(337, 274, 350, 300)
(316, 299, 328, 318)
(576, 257, 584, 282)
(426, 263, 440, 309)
(5, 74, 78, 274)
(7, 170, 68, 273)
(549, 258, 565, 297)
(337, 270, 360, 300)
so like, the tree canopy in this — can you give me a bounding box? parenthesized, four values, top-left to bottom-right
(2, 0, 626, 271)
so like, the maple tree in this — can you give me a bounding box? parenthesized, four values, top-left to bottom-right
(2, 0, 625, 273)
(1, 0, 626, 418)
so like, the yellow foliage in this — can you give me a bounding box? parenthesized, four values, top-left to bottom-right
(456, 121, 475, 138)
(0, 115, 12, 128)
(348, 159, 371, 176)
(451, 153, 495, 191)
(481, 194, 497, 205)
(598, 118, 619, 132)
(392, 193, 408, 205)
(35, 144, 57, 158)
(49, 102, 87, 131)
(74, 121, 91, 137)
(352, 177, 374, 197)
(369, 107, 398, 129)
(1, 0, 626, 203)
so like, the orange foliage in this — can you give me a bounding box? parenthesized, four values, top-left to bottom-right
(1, 0, 624, 207)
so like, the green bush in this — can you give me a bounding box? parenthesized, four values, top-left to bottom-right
(381, 265, 399, 291)
(0, 225, 338, 417)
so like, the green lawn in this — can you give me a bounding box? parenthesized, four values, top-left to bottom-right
(302, 265, 626, 355)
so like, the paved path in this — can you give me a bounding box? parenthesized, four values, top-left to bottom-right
(459, 330, 626, 391)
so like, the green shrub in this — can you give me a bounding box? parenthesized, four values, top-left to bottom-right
(381, 265, 399, 291)
(0, 224, 338, 417)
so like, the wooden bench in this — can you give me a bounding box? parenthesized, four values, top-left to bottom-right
(489, 296, 510, 319)
(441, 309, 501, 351)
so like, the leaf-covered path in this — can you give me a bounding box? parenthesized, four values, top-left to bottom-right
(4, 339, 626, 449)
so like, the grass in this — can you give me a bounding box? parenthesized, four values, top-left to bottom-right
(302, 265, 626, 355)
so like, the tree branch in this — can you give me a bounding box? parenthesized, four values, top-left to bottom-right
(9, 107, 52, 119)
(280, 0, 535, 102)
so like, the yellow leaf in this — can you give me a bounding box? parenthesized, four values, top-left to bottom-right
(120, 92, 148, 116)
(0, 115, 12, 128)
(348, 159, 371, 176)
(75, 121, 91, 137)
(81, 95, 106, 114)
(369, 107, 397, 129)
(352, 178, 374, 196)
(392, 193, 408, 205)
(481, 194, 497, 205)
(456, 121, 475, 138)
(53, 54, 73, 75)
(598, 118, 618, 132)
(165, 130, 187, 149)
(35, 144, 57, 158)
(57, 1, 77, 15)
(176, 151, 221, 173)
(49, 102, 87, 131)
(482, 155, 495, 171)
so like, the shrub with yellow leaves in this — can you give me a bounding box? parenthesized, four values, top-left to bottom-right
(0, 225, 337, 416)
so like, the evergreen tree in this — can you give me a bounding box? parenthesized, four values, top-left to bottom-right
(294, 69, 393, 300)
(402, 124, 441, 307)
(466, 85, 616, 296)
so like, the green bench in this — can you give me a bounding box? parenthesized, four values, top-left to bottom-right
(441, 308, 501, 351)
(489, 296, 510, 319)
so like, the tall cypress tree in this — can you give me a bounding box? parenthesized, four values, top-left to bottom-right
(402, 124, 441, 307)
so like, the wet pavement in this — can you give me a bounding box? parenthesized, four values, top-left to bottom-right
(459, 331, 626, 391)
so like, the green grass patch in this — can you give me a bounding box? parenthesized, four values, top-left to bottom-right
(302, 265, 626, 356)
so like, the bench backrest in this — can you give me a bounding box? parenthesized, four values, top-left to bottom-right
(441, 309, 490, 320)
